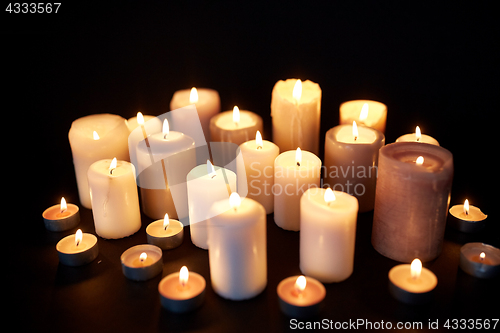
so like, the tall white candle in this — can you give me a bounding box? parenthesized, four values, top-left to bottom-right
(208, 193, 267, 300)
(87, 158, 141, 239)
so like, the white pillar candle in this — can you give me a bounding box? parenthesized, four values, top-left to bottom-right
(271, 79, 322, 155)
(186, 161, 237, 249)
(170, 87, 220, 142)
(68, 114, 130, 208)
(300, 188, 358, 283)
(210, 106, 263, 145)
(339, 100, 387, 133)
(237, 131, 280, 214)
(323, 122, 385, 212)
(274, 148, 322, 231)
(137, 119, 196, 220)
(396, 126, 439, 146)
(207, 193, 267, 300)
(87, 158, 141, 239)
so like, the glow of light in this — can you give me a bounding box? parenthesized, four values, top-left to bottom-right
(463, 199, 469, 216)
(60, 197, 67, 213)
(293, 79, 302, 102)
(416, 156, 424, 166)
(190, 87, 198, 104)
(255, 130, 263, 149)
(359, 103, 369, 121)
(415, 126, 421, 142)
(93, 131, 100, 140)
(179, 266, 189, 287)
(410, 258, 422, 280)
(163, 213, 169, 230)
(233, 106, 240, 125)
(295, 147, 302, 167)
(137, 112, 144, 125)
(140, 252, 147, 262)
(162, 119, 169, 139)
(294, 275, 307, 296)
(109, 157, 117, 174)
(324, 188, 336, 205)
(75, 229, 83, 247)
(229, 192, 241, 211)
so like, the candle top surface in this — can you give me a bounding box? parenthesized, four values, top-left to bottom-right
(334, 124, 378, 144)
(389, 264, 437, 293)
(274, 79, 321, 104)
(209, 197, 265, 228)
(275, 150, 322, 169)
(43, 203, 79, 220)
(89, 159, 135, 178)
(302, 188, 358, 214)
(56, 233, 97, 254)
(187, 163, 236, 181)
(69, 113, 127, 141)
(146, 219, 183, 237)
(277, 276, 326, 306)
(170, 88, 220, 109)
(139, 131, 195, 156)
(121, 244, 162, 268)
(449, 204, 487, 222)
(214, 110, 259, 130)
(240, 139, 280, 154)
(126, 114, 156, 132)
(159, 271, 206, 300)
(396, 133, 440, 146)
(340, 100, 387, 126)
(461, 243, 500, 265)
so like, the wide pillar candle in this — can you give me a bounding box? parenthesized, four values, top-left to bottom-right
(68, 114, 130, 208)
(271, 79, 322, 155)
(372, 142, 453, 262)
(324, 124, 384, 212)
(274, 149, 322, 231)
(207, 194, 267, 300)
(339, 100, 387, 133)
(87, 159, 141, 239)
(300, 189, 358, 283)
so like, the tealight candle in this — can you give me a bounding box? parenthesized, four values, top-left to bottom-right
(388, 259, 437, 304)
(448, 199, 488, 233)
(42, 197, 80, 232)
(146, 213, 184, 250)
(159, 266, 206, 313)
(459, 243, 500, 279)
(209, 106, 263, 145)
(121, 244, 163, 281)
(339, 100, 387, 133)
(396, 126, 439, 146)
(56, 229, 98, 266)
(277, 275, 326, 318)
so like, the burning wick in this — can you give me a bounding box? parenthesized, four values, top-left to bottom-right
(479, 252, 485, 261)
(163, 213, 169, 231)
(139, 252, 147, 263)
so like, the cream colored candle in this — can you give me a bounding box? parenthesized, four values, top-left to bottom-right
(159, 266, 206, 313)
(237, 131, 280, 214)
(396, 126, 439, 145)
(448, 199, 487, 232)
(210, 106, 263, 145)
(277, 275, 326, 318)
(323, 122, 385, 212)
(146, 214, 184, 250)
(271, 79, 322, 155)
(68, 114, 130, 208)
(87, 158, 141, 239)
(186, 161, 237, 249)
(207, 193, 267, 300)
(300, 188, 358, 283)
(56, 230, 99, 266)
(274, 148, 321, 231)
(339, 100, 387, 133)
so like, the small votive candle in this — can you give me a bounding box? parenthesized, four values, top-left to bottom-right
(277, 275, 326, 318)
(121, 244, 163, 281)
(56, 229, 98, 266)
(448, 199, 487, 233)
(43, 197, 80, 232)
(388, 259, 437, 304)
(146, 213, 184, 250)
(159, 266, 206, 313)
(459, 243, 500, 279)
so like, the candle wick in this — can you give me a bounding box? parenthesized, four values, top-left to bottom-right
(257, 146, 262, 150)
(297, 162, 300, 167)
(109, 169, 114, 175)
(354, 136, 358, 141)
(416, 137, 420, 142)
(164, 134, 167, 140)
(76, 240, 80, 247)
(211, 174, 216, 179)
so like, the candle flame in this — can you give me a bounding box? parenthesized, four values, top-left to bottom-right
(233, 106, 240, 125)
(163, 213, 170, 230)
(359, 103, 369, 121)
(60, 197, 67, 213)
(140, 252, 147, 262)
(207, 160, 216, 178)
(480, 252, 485, 260)
(293, 79, 302, 102)
(255, 131, 263, 149)
(93, 131, 100, 140)
(109, 157, 117, 174)
(75, 229, 83, 247)
(410, 258, 422, 280)
(137, 112, 144, 125)
(229, 192, 241, 211)
(162, 119, 170, 139)
(324, 188, 336, 205)
(463, 199, 469, 215)
(416, 156, 424, 166)
(294, 275, 307, 295)
(190, 87, 198, 104)
(415, 126, 421, 142)
(352, 121, 359, 141)
(179, 266, 189, 287)
(295, 147, 302, 167)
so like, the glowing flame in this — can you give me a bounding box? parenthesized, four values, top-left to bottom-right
(75, 229, 83, 247)
(137, 112, 144, 125)
(255, 130, 263, 149)
(109, 157, 117, 174)
(416, 156, 424, 166)
(294, 276, 307, 295)
(162, 119, 170, 139)
(233, 106, 240, 125)
(179, 266, 189, 287)
(463, 199, 469, 216)
(139, 252, 147, 262)
(410, 258, 422, 280)
(229, 192, 241, 210)
(295, 147, 302, 167)
(293, 79, 302, 102)
(190, 87, 198, 104)
(207, 160, 216, 178)
(359, 103, 369, 121)
(352, 121, 359, 141)
(163, 213, 170, 230)
(93, 131, 100, 140)
(415, 126, 421, 142)
(480, 252, 485, 261)
(324, 188, 336, 205)
(60, 197, 67, 213)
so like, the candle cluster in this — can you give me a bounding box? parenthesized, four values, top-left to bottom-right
(44, 79, 497, 319)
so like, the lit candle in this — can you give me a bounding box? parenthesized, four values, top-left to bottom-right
(448, 199, 488, 233)
(186, 161, 237, 249)
(277, 275, 326, 318)
(300, 188, 358, 282)
(396, 126, 440, 146)
(388, 259, 437, 304)
(121, 244, 163, 281)
(87, 158, 141, 239)
(459, 243, 500, 279)
(209, 106, 263, 145)
(323, 122, 385, 212)
(274, 148, 322, 231)
(68, 114, 130, 208)
(159, 266, 206, 313)
(146, 213, 184, 250)
(237, 131, 280, 214)
(372, 142, 453, 262)
(339, 100, 387, 133)
(137, 118, 196, 220)
(207, 193, 267, 300)
(42, 197, 80, 232)
(271, 79, 322, 155)
(170, 87, 221, 142)
(56, 229, 99, 266)
(127, 112, 161, 177)
(126, 111, 156, 132)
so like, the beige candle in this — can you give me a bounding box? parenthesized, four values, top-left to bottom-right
(388, 258, 437, 304)
(339, 100, 387, 133)
(396, 126, 439, 145)
(210, 106, 263, 145)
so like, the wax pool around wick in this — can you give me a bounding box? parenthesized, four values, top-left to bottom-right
(42, 203, 80, 232)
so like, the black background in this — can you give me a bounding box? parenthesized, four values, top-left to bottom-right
(3, 1, 499, 332)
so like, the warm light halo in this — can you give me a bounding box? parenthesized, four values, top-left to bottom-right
(410, 258, 422, 280)
(162, 119, 170, 139)
(75, 229, 83, 247)
(293, 79, 302, 102)
(190, 87, 198, 104)
(233, 106, 240, 124)
(109, 157, 118, 174)
(179, 266, 189, 287)
(229, 192, 241, 210)
(415, 126, 421, 142)
(93, 131, 100, 140)
(480, 252, 485, 260)
(463, 199, 469, 216)
(60, 197, 67, 213)
(359, 103, 369, 121)
(294, 275, 307, 294)
(137, 112, 144, 125)
(140, 252, 148, 262)
(324, 188, 336, 204)
(255, 130, 263, 149)
(352, 121, 359, 141)
(163, 213, 169, 230)
(295, 147, 302, 167)
(415, 156, 424, 166)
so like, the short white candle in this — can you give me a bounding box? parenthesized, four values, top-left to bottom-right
(388, 258, 437, 304)
(56, 229, 98, 266)
(209, 106, 263, 145)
